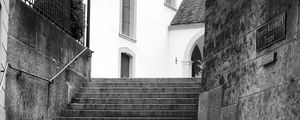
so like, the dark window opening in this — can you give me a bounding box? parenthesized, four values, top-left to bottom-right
(191, 45, 202, 77)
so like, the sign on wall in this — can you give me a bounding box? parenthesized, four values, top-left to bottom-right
(256, 12, 286, 51)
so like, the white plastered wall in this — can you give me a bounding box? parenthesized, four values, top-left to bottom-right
(0, 0, 9, 119)
(90, 0, 182, 78)
(167, 23, 205, 77)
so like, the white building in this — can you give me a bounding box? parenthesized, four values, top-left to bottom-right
(0, 0, 10, 119)
(90, 0, 205, 78)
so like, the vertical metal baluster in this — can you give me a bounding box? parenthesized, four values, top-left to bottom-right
(20, 0, 84, 45)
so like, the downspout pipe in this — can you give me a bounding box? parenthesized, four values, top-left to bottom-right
(86, 0, 91, 48)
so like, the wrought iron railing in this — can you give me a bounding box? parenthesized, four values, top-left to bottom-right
(22, 0, 85, 45)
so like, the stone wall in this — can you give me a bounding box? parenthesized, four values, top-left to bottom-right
(5, 0, 92, 120)
(0, 0, 10, 119)
(202, 0, 300, 119)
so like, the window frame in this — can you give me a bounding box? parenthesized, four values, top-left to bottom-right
(119, 0, 137, 42)
(118, 47, 135, 78)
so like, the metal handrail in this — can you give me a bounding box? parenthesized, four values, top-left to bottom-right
(0, 63, 9, 89)
(0, 48, 88, 84)
(1, 63, 51, 83)
(8, 64, 50, 82)
(49, 47, 88, 82)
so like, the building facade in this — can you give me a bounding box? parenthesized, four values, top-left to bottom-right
(168, 0, 205, 77)
(90, 0, 205, 78)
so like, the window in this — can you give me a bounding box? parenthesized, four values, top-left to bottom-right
(119, 47, 135, 78)
(165, 0, 176, 10)
(121, 53, 131, 78)
(120, 0, 136, 39)
(191, 45, 202, 78)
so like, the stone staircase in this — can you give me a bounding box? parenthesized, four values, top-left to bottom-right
(59, 78, 202, 120)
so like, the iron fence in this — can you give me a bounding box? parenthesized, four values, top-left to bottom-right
(22, 0, 85, 45)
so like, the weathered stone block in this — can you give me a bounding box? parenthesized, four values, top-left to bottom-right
(198, 91, 209, 120)
(9, 0, 37, 48)
(239, 31, 256, 64)
(289, 40, 300, 81)
(208, 85, 223, 120)
(223, 72, 240, 107)
(285, 5, 298, 41)
(220, 104, 238, 120)
(8, 36, 58, 79)
(215, 40, 240, 73)
(231, 22, 240, 38)
(238, 82, 300, 120)
(5, 69, 49, 120)
(203, 38, 215, 60)
(285, 80, 300, 120)
(205, 0, 217, 8)
(202, 70, 216, 90)
(217, 27, 232, 52)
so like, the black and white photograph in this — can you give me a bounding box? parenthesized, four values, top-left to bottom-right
(0, 0, 299, 120)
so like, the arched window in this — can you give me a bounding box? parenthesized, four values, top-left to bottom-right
(191, 45, 202, 77)
(119, 47, 135, 78)
(120, 53, 132, 78)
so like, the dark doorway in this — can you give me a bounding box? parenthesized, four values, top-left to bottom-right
(121, 53, 131, 78)
(191, 45, 202, 77)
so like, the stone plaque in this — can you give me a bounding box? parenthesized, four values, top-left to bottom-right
(256, 12, 286, 51)
(262, 52, 277, 66)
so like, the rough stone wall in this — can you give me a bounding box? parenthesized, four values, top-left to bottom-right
(0, 0, 10, 119)
(5, 0, 92, 120)
(202, 0, 300, 119)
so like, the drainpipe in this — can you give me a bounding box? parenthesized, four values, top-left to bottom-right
(86, 0, 91, 48)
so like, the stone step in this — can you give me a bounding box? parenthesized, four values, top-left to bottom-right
(67, 104, 198, 110)
(79, 87, 202, 93)
(59, 78, 201, 119)
(84, 82, 201, 87)
(72, 98, 198, 104)
(60, 110, 197, 117)
(90, 78, 200, 83)
(58, 117, 197, 120)
(76, 93, 200, 98)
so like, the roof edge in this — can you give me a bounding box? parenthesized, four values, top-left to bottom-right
(168, 22, 205, 30)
